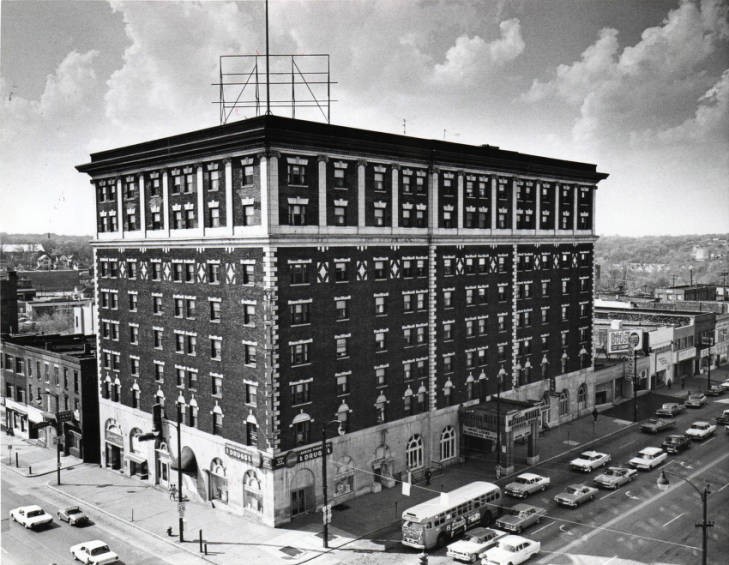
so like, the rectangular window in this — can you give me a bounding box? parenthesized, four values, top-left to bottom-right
(374, 207, 385, 226)
(242, 204, 255, 225)
(443, 322, 453, 341)
(186, 298, 196, 318)
(209, 300, 221, 321)
(287, 163, 307, 185)
(376, 366, 387, 386)
(212, 413, 223, 436)
(186, 335, 197, 355)
(151, 262, 162, 280)
(210, 338, 222, 360)
(335, 298, 349, 320)
(290, 382, 311, 405)
(130, 357, 139, 376)
(335, 262, 348, 282)
(288, 204, 307, 225)
(242, 263, 255, 285)
(244, 344, 256, 365)
(187, 370, 198, 391)
(373, 171, 385, 191)
(208, 263, 221, 284)
(403, 294, 413, 312)
(128, 292, 138, 311)
(333, 167, 346, 188)
(374, 260, 386, 280)
(416, 326, 427, 344)
(208, 207, 221, 227)
(129, 325, 139, 345)
(375, 331, 387, 351)
(443, 290, 453, 308)
(155, 363, 165, 382)
(290, 263, 309, 285)
(154, 329, 163, 349)
(334, 206, 346, 225)
(290, 342, 310, 365)
(290, 302, 310, 325)
(127, 261, 137, 279)
(243, 303, 256, 325)
(184, 208, 196, 228)
(336, 337, 349, 358)
(337, 374, 349, 395)
(174, 298, 184, 318)
(243, 164, 255, 185)
(212, 375, 223, 396)
(245, 383, 257, 404)
(375, 295, 387, 315)
(185, 263, 195, 283)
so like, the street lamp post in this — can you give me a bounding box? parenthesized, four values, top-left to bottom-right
(703, 336, 713, 389)
(632, 348, 638, 423)
(321, 413, 348, 549)
(496, 365, 507, 477)
(657, 470, 713, 565)
(176, 401, 184, 543)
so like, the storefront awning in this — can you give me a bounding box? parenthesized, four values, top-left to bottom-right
(170, 449, 197, 473)
(125, 452, 147, 464)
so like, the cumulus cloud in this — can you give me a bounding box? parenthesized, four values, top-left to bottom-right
(522, 0, 729, 147)
(431, 19, 524, 85)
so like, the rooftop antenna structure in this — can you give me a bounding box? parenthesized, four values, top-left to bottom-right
(213, 0, 336, 125)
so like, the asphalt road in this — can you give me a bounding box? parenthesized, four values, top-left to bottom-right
(353, 397, 729, 565)
(1, 468, 202, 565)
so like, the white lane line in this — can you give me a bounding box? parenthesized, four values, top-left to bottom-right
(600, 489, 620, 500)
(702, 437, 715, 446)
(717, 481, 729, 493)
(603, 556, 619, 565)
(531, 521, 555, 534)
(662, 512, 685, 528)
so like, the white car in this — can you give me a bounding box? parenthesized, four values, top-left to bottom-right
(504, 473, 550, 499)
(70, 540, 119, 564)
(569, 450, 611, 472)
(480, 534, 540, 565)
(629, 447, 667, 470)
(446, 527, 507, 563)
(9, 505, 53, 529)
(719, 379, 729, 392)
(685, 421, 717, 440)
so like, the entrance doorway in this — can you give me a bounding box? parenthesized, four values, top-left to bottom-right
(291, 488, 307, 516)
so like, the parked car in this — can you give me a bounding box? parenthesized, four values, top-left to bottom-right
(685, 421, 717, 440)
(69, 540, 119, 564)
(480, 535, 540, 565)
(640, 418, 676, 434)
(686, 393, 707, 408)
(9, 505, 53, 529)
(661, 434, 691, 454)
(714, 409, 729, 426)
(493, 504, 546, 534)
(593, 466, 638, 489)
(504, 473, 550, 499)
(569, 450, 611, 472)
(655, 403, 685, 417)
(57, 505, 89, 526)
(719, 379, 729, 392)
(553, 484, 599, 508)
(446, 527, 507, 563)
(629, 446, 668, 470)
(704, 385, 724, 397)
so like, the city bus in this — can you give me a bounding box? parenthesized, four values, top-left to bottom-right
(401, 481, 503, 550)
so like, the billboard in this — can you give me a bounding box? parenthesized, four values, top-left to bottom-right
(607, 330, 643, 354)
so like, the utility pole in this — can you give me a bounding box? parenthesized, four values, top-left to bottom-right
(321, 425, 329, 549)
(177, 404, 184, 543)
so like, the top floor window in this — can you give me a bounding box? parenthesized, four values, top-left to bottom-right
(290, 263, 309, 285)
(374, 171, 385, 191)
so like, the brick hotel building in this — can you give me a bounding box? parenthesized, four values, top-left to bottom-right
(77, 115, 607, 526)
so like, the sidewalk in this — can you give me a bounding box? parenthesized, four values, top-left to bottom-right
(1, 407, 638, 564)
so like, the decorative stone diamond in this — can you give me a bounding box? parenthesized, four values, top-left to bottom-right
(119, 261, 126, 278)
(139, 261, 148, 280)
(317, 261, 329, 283)
(197, 263, 207, 283)
(357, 260, 367, 281)
(163, 262, 171, 281)
(226, 263, 236, 284)
(390, 259, 400, 279)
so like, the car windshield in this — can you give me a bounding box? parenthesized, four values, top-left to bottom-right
(67, 508, 82, 515)
(514, 477, 529, 484)
(90, 546, 111, 556)
(27, 510, 43, 517)
(566, 487, 578, 494)
(502, 544, 517, 552)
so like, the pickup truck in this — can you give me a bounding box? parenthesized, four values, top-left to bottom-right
(493, 504, 545, 534)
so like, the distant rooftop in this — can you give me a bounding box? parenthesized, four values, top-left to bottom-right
(2, 333, 95, 359)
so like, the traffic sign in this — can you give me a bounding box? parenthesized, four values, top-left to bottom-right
(56, 410, 74, 424)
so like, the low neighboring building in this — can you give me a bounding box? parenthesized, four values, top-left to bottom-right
(17, 270, 81, 298)
(655, 285, 716, 302)
(0, 334, 99, 463)
(73, 301, 96, 336)
(1, 271, 19, 336)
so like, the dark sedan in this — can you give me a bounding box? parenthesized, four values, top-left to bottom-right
(640, 418, 676, 434)
(661, 434, 691, 454)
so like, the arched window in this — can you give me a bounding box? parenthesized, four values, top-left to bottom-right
(406, 434, 424, 470)
(559, 389, 570, 416)
(440, 426, 456, 462)
(577, 383, 587, 409)
(243, 470, 262, 514)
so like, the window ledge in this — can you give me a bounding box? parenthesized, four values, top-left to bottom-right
(290, 362, 312, 368)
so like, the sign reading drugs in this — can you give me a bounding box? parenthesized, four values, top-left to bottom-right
(607, 330, 642, 354)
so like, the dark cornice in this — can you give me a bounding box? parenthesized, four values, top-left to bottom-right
(76, 115, 609, 184)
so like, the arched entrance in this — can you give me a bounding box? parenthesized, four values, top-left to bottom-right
(104, 419, 123, 470)
(172, 446, 204, 501)
(127, 428, 149, 479)
(289, 468, 315, 517)
(243, 470, 263, 516)
(208, 458, 228, 503)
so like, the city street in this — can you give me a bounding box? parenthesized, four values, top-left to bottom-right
(342, 394, 729, 565)
(1, 466, 207, 565)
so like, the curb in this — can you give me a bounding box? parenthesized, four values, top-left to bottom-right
(46, 482, 216, 564)
(1, 460, 79, 478)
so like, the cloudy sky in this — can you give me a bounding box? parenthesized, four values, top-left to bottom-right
(1, 0, 727, 236)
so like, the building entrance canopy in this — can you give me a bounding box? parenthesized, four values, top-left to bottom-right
(460, 398, 542, 439)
